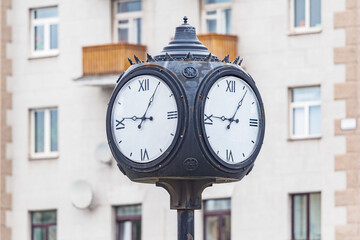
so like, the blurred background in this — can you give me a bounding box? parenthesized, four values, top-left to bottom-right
(0, 0, 358, 239)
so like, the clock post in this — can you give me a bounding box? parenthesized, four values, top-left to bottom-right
(106, 17, 265, 240)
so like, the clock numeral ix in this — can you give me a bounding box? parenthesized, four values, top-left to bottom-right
(226, 149, 234, 162)
(116, 119, 125, 130)
(204, 114, 213, 125)
(138, 79, 149, 92)
(226, 80, 235, 93)
(140, 148, 149, 161)
(249, 119, 259, 127)
(167, 111, 178, 120)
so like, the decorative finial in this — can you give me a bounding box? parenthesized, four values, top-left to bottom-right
(183, 16, 188, 24)
(128, 58, 134, 65)
(134, 55, 142, 64)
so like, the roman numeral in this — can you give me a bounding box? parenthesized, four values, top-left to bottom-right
(204, 114, 213, 125)
(249, 119, 259, 127)
(167, 111, 178, 119)
(226, 80, 236, 93)
(138, 79, 149, 92)
(116, 119, 125, 130)
(140, 148, 149, 161)
(226, 149, 234, 162)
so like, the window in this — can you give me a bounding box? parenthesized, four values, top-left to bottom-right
(30, 108, 58, 158)
(291, 193, 321, 240)
(204, 199, 231, 240)
(290, 86, 321, 139)
(115, 205, 141, 240)
(114, 0, 142, 44)
(290, 0, 321, 33)
(202, 0, 232, 34)
(30, 7, 59, 57)
(31, 210, 57, 240)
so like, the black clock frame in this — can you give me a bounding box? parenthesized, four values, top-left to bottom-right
(195, 66, 265, 173)
(106, 65, 188, 172)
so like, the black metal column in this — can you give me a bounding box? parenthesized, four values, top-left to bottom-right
(177, 209, 194, 240)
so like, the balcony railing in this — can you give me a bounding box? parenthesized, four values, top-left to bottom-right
(82, 43, 146, 75)
(197, 34, 238, 61)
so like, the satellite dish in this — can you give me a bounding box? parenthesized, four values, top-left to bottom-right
(70, 180, 93, 209)
(95, 143, 112, 164)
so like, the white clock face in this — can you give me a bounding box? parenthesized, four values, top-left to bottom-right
(111, 75, 179, 163)
(203, 76, 262, 164)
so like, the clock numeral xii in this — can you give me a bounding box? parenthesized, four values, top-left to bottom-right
(226, 80, 235, 93)
(138, 79, 149, 92)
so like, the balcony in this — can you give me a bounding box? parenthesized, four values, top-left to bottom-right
(75, 42, 146, 87)
(197, 34, 238, 61)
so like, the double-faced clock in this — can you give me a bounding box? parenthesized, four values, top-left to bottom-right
(197, 67, 265, 170)
(106, 66, 186, 170)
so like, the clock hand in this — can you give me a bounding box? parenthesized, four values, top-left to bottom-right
(123, 116, 153, 121)
(212, 115, 239, 123)
(227, 90, 247, 129)
(138, 81, 161, 129)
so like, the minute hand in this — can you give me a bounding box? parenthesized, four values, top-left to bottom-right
(138, 82, 160, 129)
(227, 90, 247, 129)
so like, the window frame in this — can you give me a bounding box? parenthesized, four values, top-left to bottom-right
(115, 204, 142, 240)
(29, 107, 59, 159)
(291, 193, 321, 240)
(289, 86, 321, 140)
(201, 0, 232, 34)
(30, 210, 57, 240)
(30, 6, 59, 58)
(113, 0, 142, 44)
(289, 0, 322, 35)
(203, 198, 231, 240)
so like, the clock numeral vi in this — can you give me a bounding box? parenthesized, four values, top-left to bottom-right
(226, 80, 235, 93)
(116, 119, 125, 130)
(249, 119, 259, 127)
(226, 149, 234, 162)
(138, 79, 149, 92)
(204, 114, 213, 125)
(167, 111, 178, 119)
(140, 148, 149, 161)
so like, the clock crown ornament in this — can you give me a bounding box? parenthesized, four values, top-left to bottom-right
(106, 17, 265, 210)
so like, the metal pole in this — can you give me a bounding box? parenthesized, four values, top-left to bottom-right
(177, 209, 194, 240)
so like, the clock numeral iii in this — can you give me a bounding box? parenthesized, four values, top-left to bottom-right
(226, 149, 234, 162)
(140, 148, 149, 161)
(249, 119, 259, 127)
(204, 114, 213, 125)
(226, 80, 235, 93)
(116, 119, 125, 130)
(138, 79, 149, 92)
(167, 111, 178, 120)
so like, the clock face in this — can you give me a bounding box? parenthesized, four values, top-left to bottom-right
(111, 75, 179, 163)
(202, 76, 262, 164)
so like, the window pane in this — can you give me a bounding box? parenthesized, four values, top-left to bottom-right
(205, 199, 231, 211)
(206, 19, 217, 33)
(49, 225, 57, 240)
(117, 205, 141, 217)
(50, 24, 58, 49)
(224, 9, 231, 34)
(132, 220, 141, 240)
(221, 215, 231, 240)
(34, 7, 58, 19)
(310, 0, 321, 27)
(309, 105, 321, 135)
(119, 221, 132, 240)
(292, 87, 321, 102)
(135, 18, 142, 44)
(118, 1, 142, 13)
(294, 195, 307, 239)
(293, 107, 305, 135)
(205, 0, 231, 4)
(34, 26, 45, 51)
(32, 211, 57, 224)
(118, 27, 129, 42)
(310, 193, 321, 239)
(205, 216, 219, 240)
(35, 110, 45, 153)
(294, 0, 305, 27)
(50, 109, 58, 152)
(33, 227, 46, 240)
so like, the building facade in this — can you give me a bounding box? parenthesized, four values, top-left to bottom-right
(1, 0, 359, 239)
